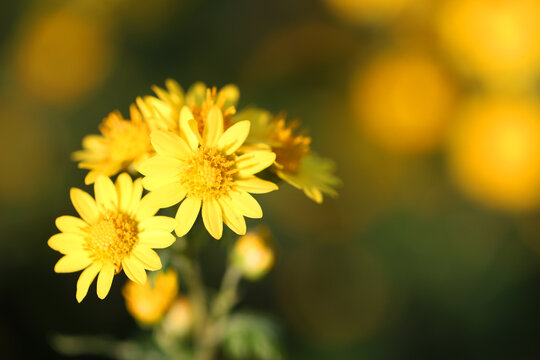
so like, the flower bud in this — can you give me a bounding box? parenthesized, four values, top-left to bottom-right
(231, 230, 275, 280)
(161, 297, 194, 338)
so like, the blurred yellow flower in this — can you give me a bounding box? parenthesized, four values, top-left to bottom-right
(231, 229, 275, 280)
(236, 109, 339, 203)
(15, 10, 113, 104)
(72, 105, 152, 185)
(448, 97, 540, 211)
(123, 269, 178, 325)
(437, 0, 540, 85)
(48, 173, 177, 302)
(352, 51, 456, 154)
(324, 0, 417, 24)
(161, 297, 194, 337)
(138, 106, 277, 239)
(137, 80, 239, 133)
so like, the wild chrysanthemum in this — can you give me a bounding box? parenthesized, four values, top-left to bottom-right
(235, 108, 340, 203)
(73, 105, 152, 184)
(48, 173, 177, 302)
(138, 105, 277, 240)
(136, 79, 239, 133)
(123, 268, 179, 325)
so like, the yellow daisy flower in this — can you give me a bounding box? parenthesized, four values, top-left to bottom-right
(123, 268, 179, 325)
(235, 108, 340, 203)
(72, 105, 152, 185)
(138, 105, 277, 240)
(48, 173, 177, 302)
(136, 79, 239, 133)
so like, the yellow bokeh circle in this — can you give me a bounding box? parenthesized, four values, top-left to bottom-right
(15, 11, 113, 104)
(352, 51, 456, 155)
(448, 97, 540, 211)
(437, 0, 540, 84)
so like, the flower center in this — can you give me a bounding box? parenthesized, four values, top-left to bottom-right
(180, 147, 236, 200)
(85, 211, 139, 272)
(270, 118, 311, 173)
(100, 111, 151, 163)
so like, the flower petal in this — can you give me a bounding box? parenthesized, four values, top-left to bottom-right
(202, 198, 223, 239)
(133, 246, 162, 271)
(139, 216, 177, 232)
(236, 151, 276, 177)
(142, 176, 175, 191)
(94, 175, 118, 211)
(70, 188, 99, 223)
(122, 256, 147, 285)
(203, 106, 224, 147)
(137, 155, 183, 178)
(217, 120, 250, 155)
(54, 252, 92, 273)
(135, 194, 160, 221)
(97, 262, 115, 299)
(144, 183, 187, 209)
(116, 173, 133, 212)
(219, 198, 246, 235)
(229, 191, 263, 218)
(175, 197, 201, 237)
(127, 178, 144, 213)
(180, 106, 200, 150)
(235, 177, 278, 194)
(48, 233, 85, 254)
(55, 216, 88, 235)
(151, 130, 191, 160)
(139, 230, 176, 248)
(76, 262, 102, 303)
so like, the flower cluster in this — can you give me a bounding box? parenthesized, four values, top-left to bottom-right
(48, 80, 339, 302)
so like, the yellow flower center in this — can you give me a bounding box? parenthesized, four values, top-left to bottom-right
(100, 111, 151, 163)
(270, 118, 311, 173)
(85, 211, 139, 272)
(180, 147, 236, 200)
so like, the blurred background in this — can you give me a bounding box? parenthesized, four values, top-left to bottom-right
(3, 0, 540, 358)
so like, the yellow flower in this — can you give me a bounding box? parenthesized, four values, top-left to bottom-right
(448, 96, 540, 211)
(72, 105, 152, 185)
(136, 79, 239, 133)
(231, 229, 274, 280)
(235, 108, 339, 203)
(123, 268, 179, 325)
(48, 173, 177, 302)
(138, 106, 277, 239)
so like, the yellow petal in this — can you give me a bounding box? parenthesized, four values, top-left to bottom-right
(55, 216, 88, 235)
(236, 177, 278, 194)
(137, 155, 183, 178)
(94, 175, 118, 211)
(142, 175, 175, 191)
(202, 198, 223, 239)
(203, 106, 224, 147)
(180, 106, 200, 150)
(76, 262, 102, 303)
(186, 82, 207, 106)
(139, 230, 176, 248)
(54, 252, 92, 273)
(133, 246, 162, 270)
(48, 233, 85, 254)
(139, 216, 177, 232)
(97, 262, 115, 299)
(151, 130, 190, 160)
(127, 178, 144, 213)
(145, 183, 187, 209)
(229, 191, 263, 218)
(218, 84, 240, 108)
(116, 173, 133, 212)
(122, 256, 147, 284)
(217, 120, 250, 155)
(175, 197, 201, 237)
(135, 194, 160, 221)
(219, 198, 246, 235)
(236, 151, 276, 177)
(70, 188, 99, 223)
